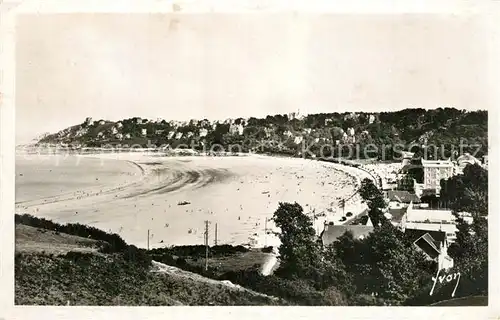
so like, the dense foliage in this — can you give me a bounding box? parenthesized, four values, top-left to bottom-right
(38, 108, 488, 161)
(440, 163, 488, 216)
(15, 252, 281, 306)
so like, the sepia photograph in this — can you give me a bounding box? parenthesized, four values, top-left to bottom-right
(1, 0, 498, 316)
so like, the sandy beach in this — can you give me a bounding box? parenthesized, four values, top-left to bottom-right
(15, 152, 372, 249)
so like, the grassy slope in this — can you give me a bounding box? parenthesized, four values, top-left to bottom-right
(15, 224, 285, 306)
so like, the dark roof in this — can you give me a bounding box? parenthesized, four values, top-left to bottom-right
(387, 190, 421, 204)
(414, 234, 441, 259)
(321, 225, 374, 246)
(389, 207, 408, 223)
(405, 228, 446, 244)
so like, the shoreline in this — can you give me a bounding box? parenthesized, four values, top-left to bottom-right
(16, 149, 372, 249)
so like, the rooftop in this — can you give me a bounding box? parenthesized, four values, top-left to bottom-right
(421, 159, 453, 168)
(387, 190, 421, 204)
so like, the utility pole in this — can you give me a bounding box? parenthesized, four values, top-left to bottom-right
(214, 223, 218, 246)
(204, 220, 210, 271)
(147, 229, 150, 250)
(264, 218, 268, 247)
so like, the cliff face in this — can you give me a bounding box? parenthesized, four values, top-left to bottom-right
(35, 108, 488, 160)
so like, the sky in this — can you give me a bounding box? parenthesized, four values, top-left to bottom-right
(15, 13, 495, 144)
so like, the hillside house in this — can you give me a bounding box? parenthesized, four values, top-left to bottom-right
(294, 136, 303, 145)
(199, 128, 208, 137)
(483, 155, 488, 167)
(98, 120, 105, 125)
(401, 151, 414, 167)
(167, 131, 175, 139)
(75, 127, 88, 138)
(116, 122, 123, 128)
(115, 133, 123, 140)
(84, 117, 93, 126)
(124, 133, 131, 139)
(347, 127, 355, 136)
(111, 127, 118, 135)
(141, 128, 147, 136)
(136, 118, 142, 124)
(187, 131, 194, 138)
(175, 132, 183, 140)
(229, 124, 244, 136)
(97, 132, 104, 138)
(368, 114, 375, 124)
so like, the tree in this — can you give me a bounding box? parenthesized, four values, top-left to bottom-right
(358, 178, 387, 226)
(333, 223, 432, 303)
(447, 215, 488, 296)
(440, 163, 488, 216)
(272, 202, 322, 279)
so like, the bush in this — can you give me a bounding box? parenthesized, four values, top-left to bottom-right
(15, 214, 127, 252)
(147, 244, 249, 259)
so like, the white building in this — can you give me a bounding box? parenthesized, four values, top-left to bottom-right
(111, 127, 118, 135)
(401, 151, 414, 167)
(414, 159, 454, 197)
(167, 131, 175, 139)
(401, 202, 457, 243)
(284, 130, 293, 138)
(175, 132, 183, 140)
(98, 120, 105, 125)
(368, 114, 375, 124)
(97, 132, 104, 138)
(124, 133, 131, 139)
(294, 136, 303, 145)
(115, 133, 123, 140)
(199, 128, 208, 137)
(116, 122, 123, 128)
(84, 117, 93, 126)
(136, 118, 143, 124)
(347, 127, 355, 136)
(187, 131, 194, 138)
(229, 124, 244, 136)
(141, 128, 147, 136)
